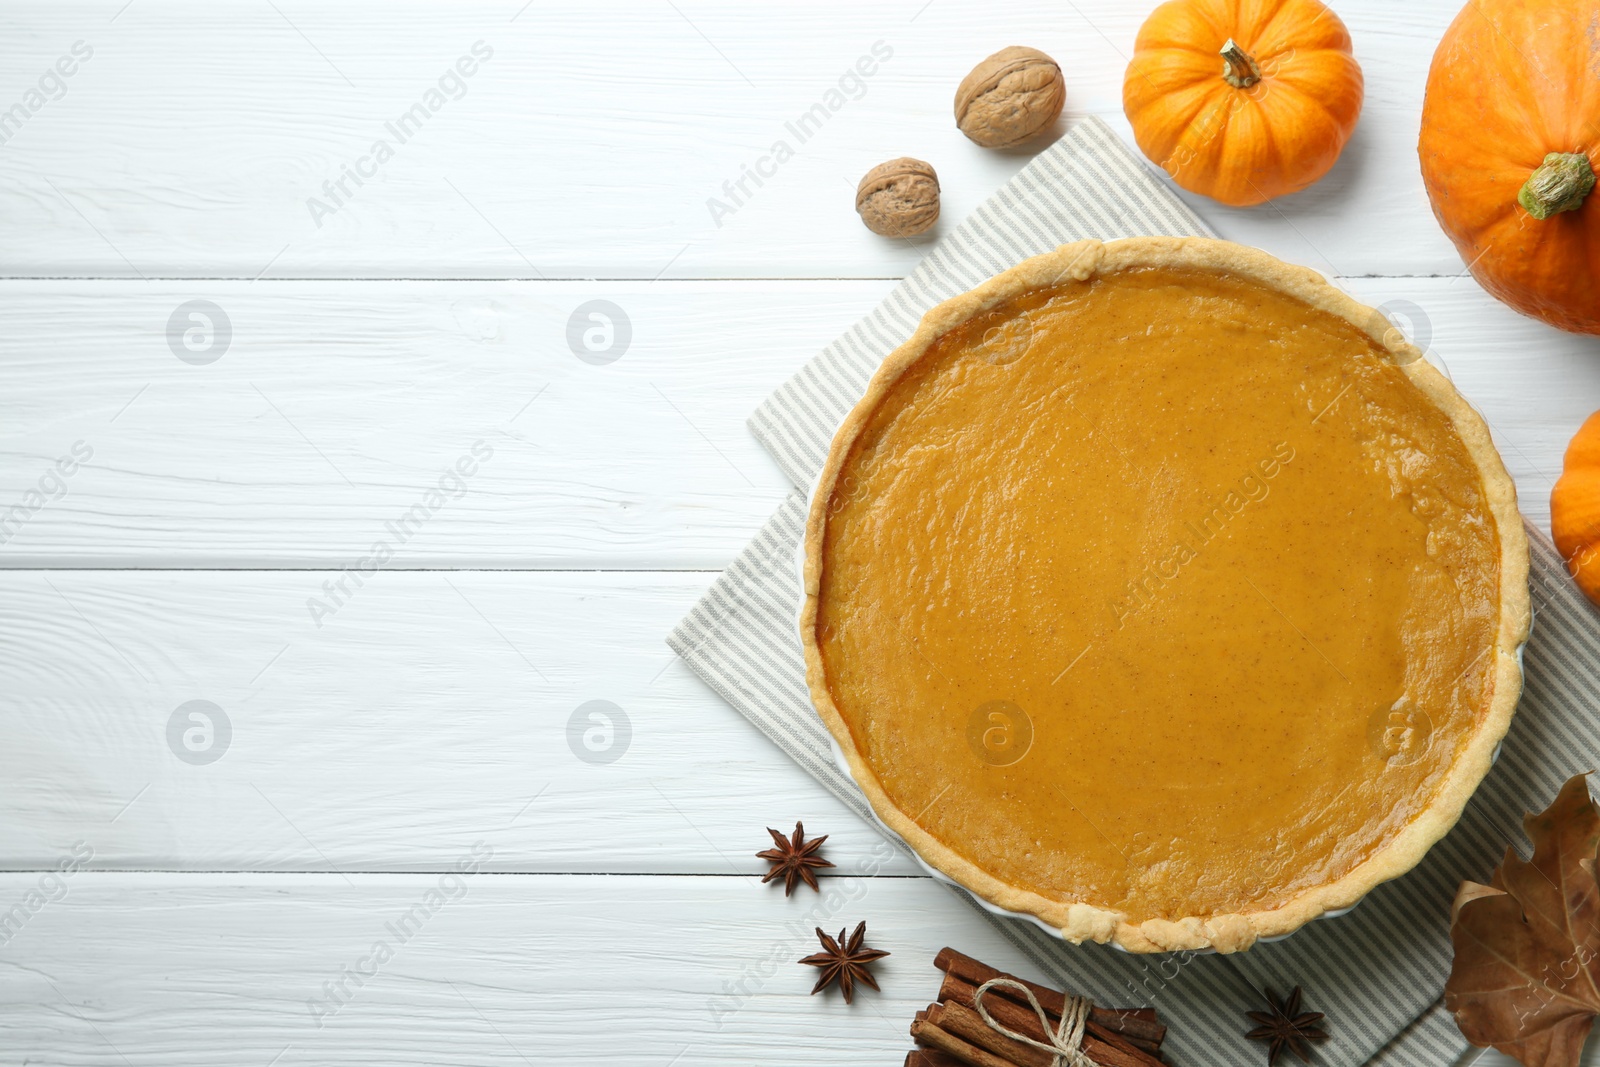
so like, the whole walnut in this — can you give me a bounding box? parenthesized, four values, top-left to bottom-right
(855, 157, 940, 237)
(954, 46, 1065, 148)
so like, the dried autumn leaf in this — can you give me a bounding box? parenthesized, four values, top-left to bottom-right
(1445, 774, 1600, 1067)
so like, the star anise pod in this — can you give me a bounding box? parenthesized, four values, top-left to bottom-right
(799, 921, 889, 1004)
(1245, 986, 1328, 1065)
(757, 821, 834, 895)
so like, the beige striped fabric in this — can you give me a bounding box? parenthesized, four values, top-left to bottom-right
(671, 116, 1587, 1065)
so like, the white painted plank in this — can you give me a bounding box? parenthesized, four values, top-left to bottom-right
(0, 873, 1048, 1067)
(0, 872, 1572, 1066)
(0, 569, 922, 875)
(1, 277, 1591, 569)
(2, 1, 1469, 279)
(0, 280, 885, 568)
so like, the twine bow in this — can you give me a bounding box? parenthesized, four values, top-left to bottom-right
(972, 977, 1101, 1067)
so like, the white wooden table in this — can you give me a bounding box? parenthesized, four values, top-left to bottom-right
(1, 3, 1592, 1063)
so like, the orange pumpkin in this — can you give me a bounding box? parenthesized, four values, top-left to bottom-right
(1420, 0, 1600, 334)
(1553, 411, 1600, 605)
(1123, 0, 1364, 207)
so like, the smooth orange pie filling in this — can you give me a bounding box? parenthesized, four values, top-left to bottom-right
(805, 240, 1527, 952)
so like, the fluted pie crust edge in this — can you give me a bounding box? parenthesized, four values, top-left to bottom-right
(799, 236, 1531, 954)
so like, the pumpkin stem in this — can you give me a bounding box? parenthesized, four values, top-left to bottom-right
(1219, 39, 1262, 89)
(1518, 152, 1596, 220)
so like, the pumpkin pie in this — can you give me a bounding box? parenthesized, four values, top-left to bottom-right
(801, 237, 1529, 953)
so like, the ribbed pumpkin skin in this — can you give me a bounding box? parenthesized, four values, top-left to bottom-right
(1123, 0, 1363, 207)
(1553, 410, 1600, 606)
(1420, 0, 1600, 335)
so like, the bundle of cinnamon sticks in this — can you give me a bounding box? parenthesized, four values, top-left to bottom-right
(905, 948, 1167, 1067)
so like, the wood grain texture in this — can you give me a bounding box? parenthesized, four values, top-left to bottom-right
(0, 872, 1539, 1067)
(1, 276, 1590, 569)
(0, 280, 880, 567)
(0, 1, 1474, 280)
(0, 873, 1024, 1066)
(0, 568, 922, 874)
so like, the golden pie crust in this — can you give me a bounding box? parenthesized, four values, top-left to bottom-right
(800, 237, 1530, 954)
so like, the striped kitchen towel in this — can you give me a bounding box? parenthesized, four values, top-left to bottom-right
(670, 115, 1591, 1066)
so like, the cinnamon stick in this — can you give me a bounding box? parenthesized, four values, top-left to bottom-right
(928, 1001, 1054, 1067)
(938, 971, 1163, 1057)
(905, 1051, 966, 1067)
(937, 998, 1160, 1067)
(934, 947, 1166, 1049)
(1077, 1040, 1163, 1067)
(937, 978, 1154, 1065)
(910, 1018, 1018, 1067)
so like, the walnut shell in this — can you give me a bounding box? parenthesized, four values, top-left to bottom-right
(855, 157, 940, 237)
(954, 46, 1065, 148)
